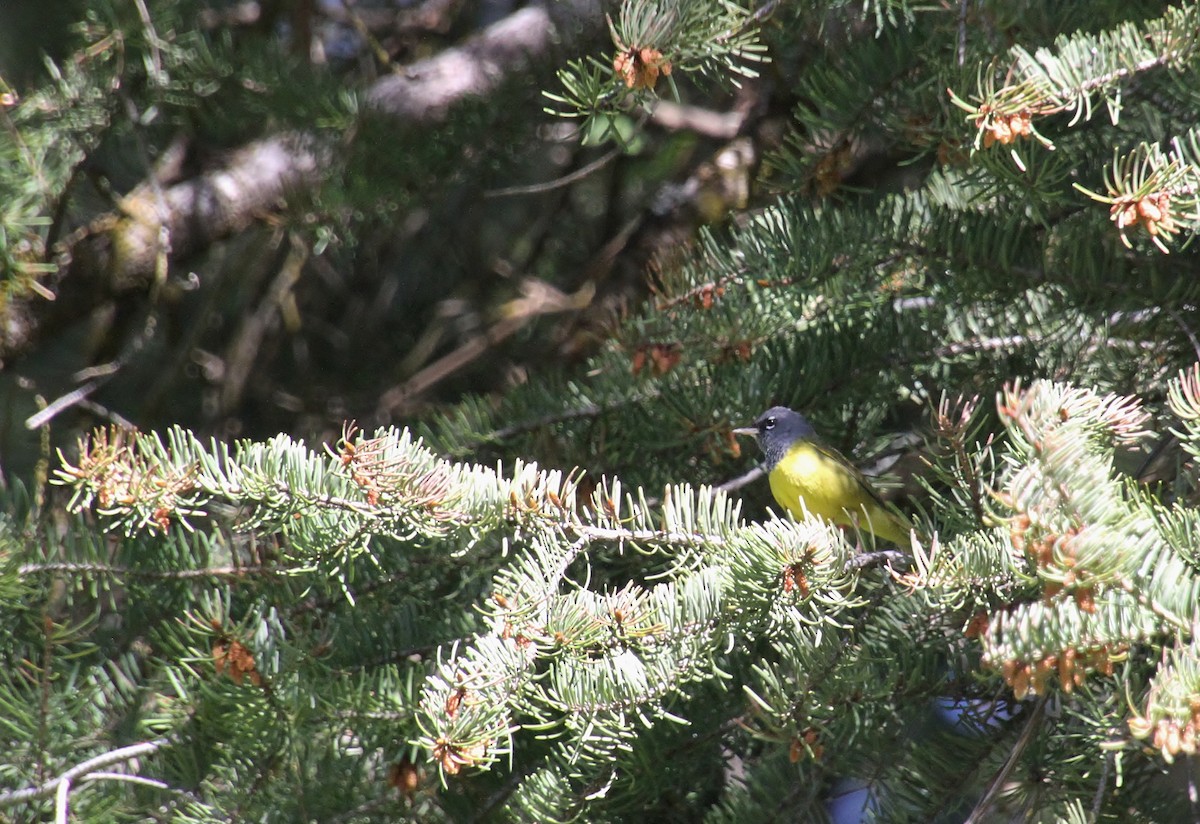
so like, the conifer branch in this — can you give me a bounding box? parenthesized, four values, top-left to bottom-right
(949, 4, 1200, 152)
(12, 2, 1200, 817)
(1075, 128, 1200, 252)
(0, 737, 173, 808)
(964, 693, 1049, 824)
(546, 0, 768, 135)
(1, 0, 607, 363)
(18, 562, 277, 580)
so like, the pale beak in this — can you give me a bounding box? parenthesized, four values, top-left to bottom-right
(732, 426, 758, 438)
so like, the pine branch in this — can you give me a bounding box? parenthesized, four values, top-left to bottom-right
(0, 736, 173, 809)
(365, 3, 601, 122)
(1, 0, 607, 364)
(35, 369, 1200, 815)
(1075, 128, 1200, 252)
(949, 4, 1200, 153)
(18, 562, 277, 580)
(12, 2, 1200, 817)
(546, 0, 769, 137)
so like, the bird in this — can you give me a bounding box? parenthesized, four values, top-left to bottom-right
(734, 406, 913, 545)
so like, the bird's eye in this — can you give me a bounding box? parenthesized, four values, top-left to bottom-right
(764, 417, 776, 430)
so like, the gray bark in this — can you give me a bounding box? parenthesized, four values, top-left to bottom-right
(1, 1, 603, 363)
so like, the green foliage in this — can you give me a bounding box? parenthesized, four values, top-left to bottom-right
(547, 0, 767, 143)
(948, 2, 1200, 251)
(0, 22, 118, 291)
(3, 367, 1198, 820)
(8, 0, 1200, 820)
(1076, 128, 1200, 253)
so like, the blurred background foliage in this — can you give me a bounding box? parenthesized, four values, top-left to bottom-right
(0, 0, 763, 485)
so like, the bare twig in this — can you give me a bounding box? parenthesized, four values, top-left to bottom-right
(365, 2, 600, 122)
(645, 100, 747, 139)
(483, 146, 623, 198)
(712, 465, 764, 495)
(957, 0, 969, 67)
(220, 233, 308, 414)
(339, 0, 395, 68)
(844, 549, 910, 571)
(0, 737, 173, 809)
(1167, 305, 1200, 363)
(374, 280, 593, 417)
(964, 693, 1049, 824)
(19, 562, 280, 580)
(25, 381, 104, 430)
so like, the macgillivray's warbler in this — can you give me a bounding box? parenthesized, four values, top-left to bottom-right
(735, 406, 913, 545)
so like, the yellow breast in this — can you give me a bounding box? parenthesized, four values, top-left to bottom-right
(767, 441, 908, 544)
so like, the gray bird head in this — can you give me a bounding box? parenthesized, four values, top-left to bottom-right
(733, 406, 817, 470)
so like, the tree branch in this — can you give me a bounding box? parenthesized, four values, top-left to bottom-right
(0, 737, 173, 808)
(2, 1, 604, 363)
(365, 5, 569, 123)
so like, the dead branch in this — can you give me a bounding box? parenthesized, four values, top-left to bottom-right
(1, 0, 603, 364)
